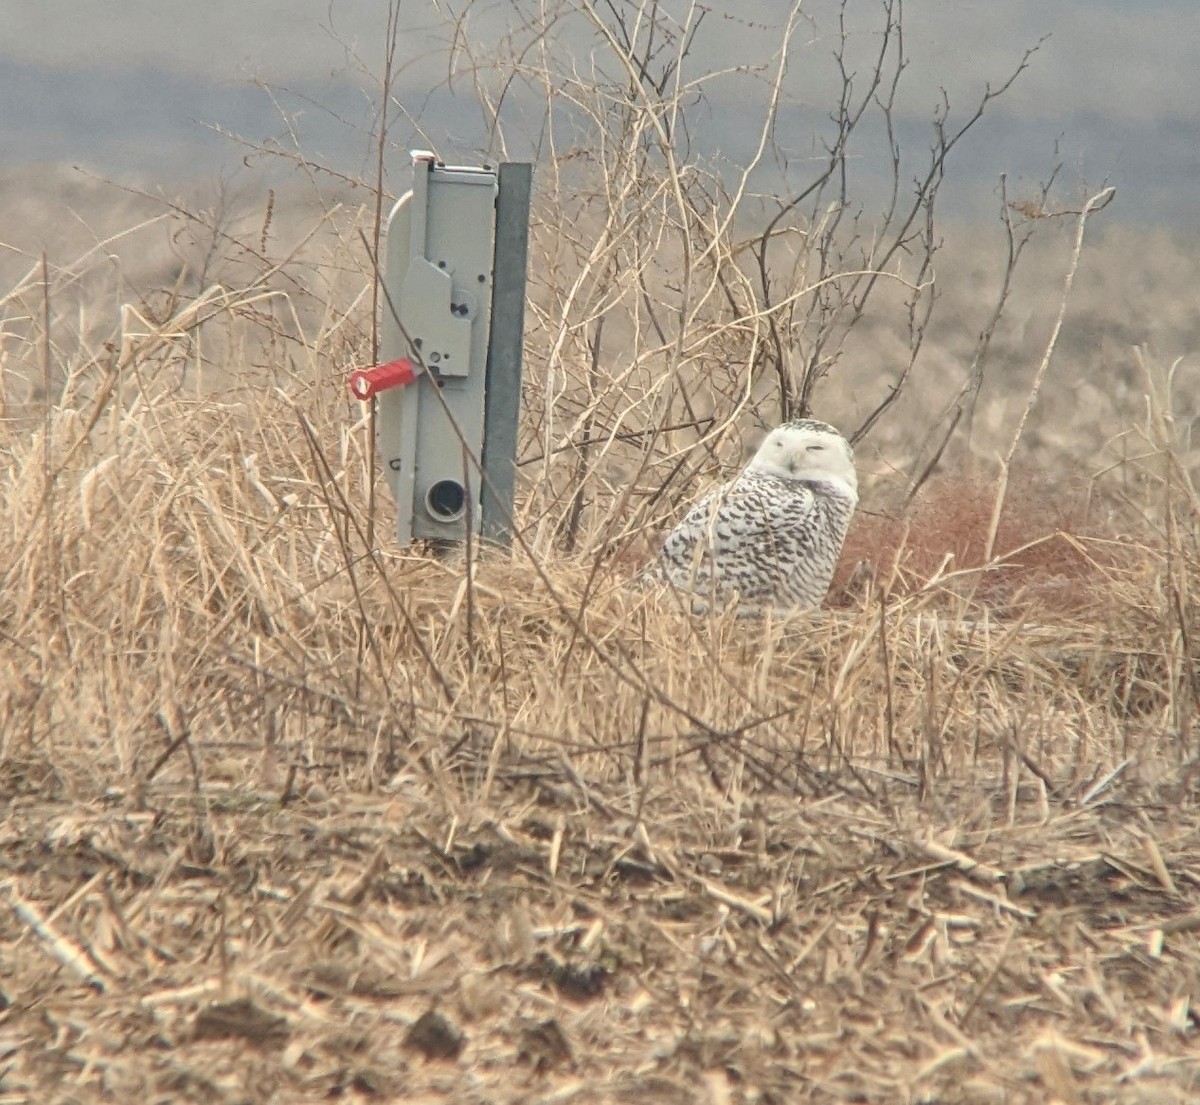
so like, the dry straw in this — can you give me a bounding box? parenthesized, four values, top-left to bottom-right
(1, 2, 1198, 1101)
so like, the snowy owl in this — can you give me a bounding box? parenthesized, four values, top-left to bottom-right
(651, 419, 858, 613)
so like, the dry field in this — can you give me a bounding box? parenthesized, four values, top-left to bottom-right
(3, 24, 1200, 1095)
(0, 169, 1197, 1105)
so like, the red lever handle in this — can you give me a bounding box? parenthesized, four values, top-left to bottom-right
(349, 358, 418, 400)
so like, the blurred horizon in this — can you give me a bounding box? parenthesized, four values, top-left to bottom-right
(2, 1, 1198, 231)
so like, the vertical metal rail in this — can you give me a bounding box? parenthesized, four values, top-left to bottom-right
(480, 162, 532, 547)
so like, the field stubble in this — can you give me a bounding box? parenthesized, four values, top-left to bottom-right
(0, 172, 1199, 1102)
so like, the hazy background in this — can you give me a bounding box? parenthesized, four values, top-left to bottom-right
(2, 0, 1198, 228)
(2, 0, 1197, 478)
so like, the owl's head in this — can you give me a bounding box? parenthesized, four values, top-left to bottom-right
(747, 419, 857, 498)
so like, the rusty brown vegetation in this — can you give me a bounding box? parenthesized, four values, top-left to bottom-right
(833, 471, 1110, 611)
(2, 2, 1200, 1102)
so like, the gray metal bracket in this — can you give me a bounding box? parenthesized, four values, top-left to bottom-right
(365, 151, 530, 547)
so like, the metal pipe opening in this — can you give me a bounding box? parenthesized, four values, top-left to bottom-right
(425, 479, 466, 522)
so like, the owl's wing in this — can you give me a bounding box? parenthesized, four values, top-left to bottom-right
(662, 474, 817, 554)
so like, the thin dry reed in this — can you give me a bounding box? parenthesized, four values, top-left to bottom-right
(1, 3, 1198, 1101)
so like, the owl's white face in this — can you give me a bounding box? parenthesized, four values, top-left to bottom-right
(747, 422, 858, 498)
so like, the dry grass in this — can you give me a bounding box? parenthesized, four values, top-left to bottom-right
(832, 472, 1112, 612)
(2, 3, 1200, 1097)
(1, 219, 1199, 1103)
